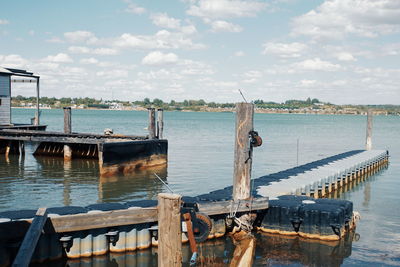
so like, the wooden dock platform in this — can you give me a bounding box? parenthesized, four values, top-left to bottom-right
(0, 108, 168, 176)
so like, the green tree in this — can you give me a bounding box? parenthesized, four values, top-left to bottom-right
(143, 98, 151, 105)
(153, 98, 164, 107)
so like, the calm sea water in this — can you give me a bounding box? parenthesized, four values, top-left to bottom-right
(1, 108, 399, 266)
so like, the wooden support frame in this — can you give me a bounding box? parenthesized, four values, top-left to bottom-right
(12, 208, 47, 267)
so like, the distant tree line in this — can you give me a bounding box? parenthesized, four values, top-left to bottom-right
(10, 95, 400, 115)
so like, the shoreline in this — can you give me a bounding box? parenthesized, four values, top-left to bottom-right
(11, 107, 396, 116)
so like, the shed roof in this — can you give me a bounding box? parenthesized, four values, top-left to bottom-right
(0, 67, 38, 78)
(0, 67, 13, 75)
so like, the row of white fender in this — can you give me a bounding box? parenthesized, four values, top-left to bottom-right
(0, 218, 227, 265)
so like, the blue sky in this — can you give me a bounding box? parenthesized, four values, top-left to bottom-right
(1, 0, 399, 104)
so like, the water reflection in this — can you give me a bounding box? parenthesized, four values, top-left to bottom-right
(0, 145, 168, 210)
(254, 232, 358, 267)
(98, 165, 168, 202)
(35, 231, 357, 267)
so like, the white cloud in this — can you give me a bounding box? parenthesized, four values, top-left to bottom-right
(180, 60, 215, 75)
(92, 48, 118, 55)
(142, 51, 179, 66)
(42, 53, 74, 63)
(80, 57, 99, 64)
(0, 54, 29, 68)
(96, 69, 128, 78)
(291, 0, 400, 40)
(335, 52, 356, 62)
(0, 19, 9, 25)
(124, 0, 146, 14)
(181, 25, 197, 35)
(151, 13, 181, 29)
(68, 46, 91, 54)
(300, 79, 317, 86)
(187, 0, 267, 19)
(234, 51, 245, 57)
(293, 58, 341, 72)
(46, 37, 64, 43)
(28, 30, 35, 36)
(64, 31, 98, 44)
(262, 42, 307, 58)
(68, 46, 118, 55)
(244, 70, 262, 78)
(210, 20, 243, 32)
(114, 30, 206, 50)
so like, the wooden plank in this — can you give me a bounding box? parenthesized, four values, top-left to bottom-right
(198, 197, 268, 216)
(0, 129, 146, 140)
(233, 103, 254, 201)
(158, 193, 182, 267)
(366, 109, 373, 150)
(49, 208, 158, 233)
(12, 208, 47, 267)
(63, 107, 72, 134)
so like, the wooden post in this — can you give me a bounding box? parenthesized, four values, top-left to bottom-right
(63, 107, 72, 134)
(35, 78, 40, 126)
(148, 108, 156, 139)
(365, 109, 373, 151)
(157, 193, 182, 267)
(64, 144, 72, 161)
(157, 109, 164, 139)
(12, 208, 47, 267)
(233, 103, 254, 201)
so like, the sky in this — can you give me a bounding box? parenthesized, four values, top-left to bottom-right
(0, 0, 399, 105)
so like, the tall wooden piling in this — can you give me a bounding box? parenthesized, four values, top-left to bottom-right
(157, 109, 164, 139)
(366, 109, 373, 151)
(148, 108, 156, 139)
(35, 78, 40, 126)
(157, 193, 182, 267)
(63, 107, 72, 134)
(233, 103, 254, 201)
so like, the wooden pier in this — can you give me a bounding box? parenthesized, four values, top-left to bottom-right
(0, 108, 168, 176)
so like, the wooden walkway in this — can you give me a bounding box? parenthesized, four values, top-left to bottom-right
(0, 129, 146, 144)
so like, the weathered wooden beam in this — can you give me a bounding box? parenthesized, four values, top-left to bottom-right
(157, 109, 164, 139)
(49, 208, 158, 233)
(35, 78, 40, 126)
(198, 197, 268, 216)
(12, 208, 47, 267)
(158, 193, 182, 267)
(366, 109, 373, 151)
(148, 108, 156, 139)
(233, 103, 254, 201)
(63, 107, 72, 134)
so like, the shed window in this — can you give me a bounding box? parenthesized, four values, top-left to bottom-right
(0, 99, 2, 105)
